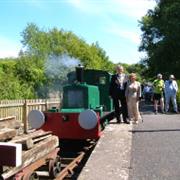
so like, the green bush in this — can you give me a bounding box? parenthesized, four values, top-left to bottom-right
(176, 80, 180, 109)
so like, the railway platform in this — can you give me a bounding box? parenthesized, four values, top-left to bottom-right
(78, 121, 133, 180)
(78, 101, 180, 180)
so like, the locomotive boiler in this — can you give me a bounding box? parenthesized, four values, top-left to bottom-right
(28, 65, 114, 140)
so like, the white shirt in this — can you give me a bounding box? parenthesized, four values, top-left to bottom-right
(165, 80, 178, 95)
(117, 73, 128, 90)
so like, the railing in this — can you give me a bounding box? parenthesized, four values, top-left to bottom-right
(0, 98, 61, 132)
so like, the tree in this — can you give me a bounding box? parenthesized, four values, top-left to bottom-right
(0, 60, 34, 99)
(15, 55, 47, 98)
(139, 0, 180, 79)
(21, 23, 114, 71)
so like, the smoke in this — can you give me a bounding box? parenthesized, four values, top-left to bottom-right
(42, 54, 80, 98)
(45, 54, 80, 79)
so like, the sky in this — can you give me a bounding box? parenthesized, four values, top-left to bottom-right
(0, 0, 156, 64)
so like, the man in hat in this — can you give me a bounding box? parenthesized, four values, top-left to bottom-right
(164, 75, 178, 113)
(152, 73, 165, 114)
(109, 65, 130, 124)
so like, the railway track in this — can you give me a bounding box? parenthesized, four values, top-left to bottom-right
(57, 140, 97, 180)
(55, 152, 85, 180)
(35, 139, 97, 180)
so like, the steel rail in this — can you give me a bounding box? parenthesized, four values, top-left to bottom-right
(55, 152, 85, 180)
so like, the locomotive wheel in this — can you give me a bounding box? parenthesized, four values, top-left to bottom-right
(22, 172, 39, 180)
(55, 156, 61, 172)
(49, 167, 59, 178)
(56, 161, 61, 172)
(29, 172, 39, 180)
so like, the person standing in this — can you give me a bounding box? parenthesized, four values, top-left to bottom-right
(152, 74, 165, 114)
(143, 83, 153, 104)
(125, 73, 142, 124)
(164, 75, 178, 113)
(109, 65, 130, 124)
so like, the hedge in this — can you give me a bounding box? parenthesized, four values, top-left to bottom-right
(177, 80, 180, 109)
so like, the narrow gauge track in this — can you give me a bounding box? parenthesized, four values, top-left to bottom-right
(36, 139, 97, 180)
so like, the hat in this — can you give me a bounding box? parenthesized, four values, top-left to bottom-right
(157, 73, 162, 78)
(169, 74, 175, 79)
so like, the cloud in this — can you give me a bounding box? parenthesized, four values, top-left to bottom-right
(67, 0, 105, 14)
(67, 0, 84, 9)
(105, 19, 141, 45)
(0, 36, 21, 58)
(112, 0, 156, 19)
(68, 0, 156, 19)
(107, 27, 140, 45)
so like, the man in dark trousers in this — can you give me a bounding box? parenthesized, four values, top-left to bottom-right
(109, 65, 130, 124)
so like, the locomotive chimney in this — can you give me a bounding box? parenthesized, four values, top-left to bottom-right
(76, 64, 84, 83)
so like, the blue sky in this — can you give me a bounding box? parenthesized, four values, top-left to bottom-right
(0, 0, 156, 64)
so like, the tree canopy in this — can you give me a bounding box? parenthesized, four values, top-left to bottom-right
(21, 23, 114, 70)
(139, 0, 180, 79)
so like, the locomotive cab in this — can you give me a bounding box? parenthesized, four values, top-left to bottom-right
(62, 83, 100, 110)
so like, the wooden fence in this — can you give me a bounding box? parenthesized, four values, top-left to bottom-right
(0, 98, 60, 132)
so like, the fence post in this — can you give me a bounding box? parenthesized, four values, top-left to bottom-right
(45, 99, 48, 111)
(23, 100, 28, 134)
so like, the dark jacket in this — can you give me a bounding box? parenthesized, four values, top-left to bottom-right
(109, 74, 128, 98)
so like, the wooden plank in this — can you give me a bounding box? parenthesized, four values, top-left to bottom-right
(31, 131, 52, 140)
(0, 142, 22, 167)
(11, 138, 34, 150)
(0, 118, 22, 130)
(21, 139, 34, 150)
(10, 130, 52, 149)
(0, 129, 17, 141)
(1, 135, 59, 179)
(0, 116, 16, 122)
(12, 130, 52, 142)
(33, 134, 52, 143)
(0, 103, 24, 108)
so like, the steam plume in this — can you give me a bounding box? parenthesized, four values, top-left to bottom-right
(37, 54, 80, 98)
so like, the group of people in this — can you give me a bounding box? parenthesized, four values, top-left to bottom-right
(109, 65, 179, 125)
(109, 65, 141, 124)
(152, 73, 178, 114)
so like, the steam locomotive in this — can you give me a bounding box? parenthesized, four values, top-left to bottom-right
(28, 65, 114, 139)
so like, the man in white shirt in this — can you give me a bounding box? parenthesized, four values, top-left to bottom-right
(109, 65, 130, 124)
(164, 75, 178, 113)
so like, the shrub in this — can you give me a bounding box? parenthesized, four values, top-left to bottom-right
(176, 80, 180, 109)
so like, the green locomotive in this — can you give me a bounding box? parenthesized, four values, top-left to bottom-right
(29, 65, 114, 139)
